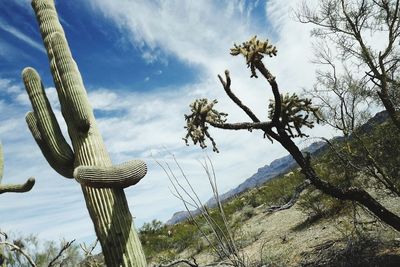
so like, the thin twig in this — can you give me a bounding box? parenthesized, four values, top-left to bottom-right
(155, 258, 199, 267)
(153, 152, 247, 266)
(47, 239, 75, 267)
(80, 239, 98, 256)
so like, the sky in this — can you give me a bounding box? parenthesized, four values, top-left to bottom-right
(0, 0, 336, 246)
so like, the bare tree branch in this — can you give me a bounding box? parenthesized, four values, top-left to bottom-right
(155, 258, 199, 267)
(47, 239, 75, 267)
(218, 70, 261, 123)
(266, 179, 311, 213)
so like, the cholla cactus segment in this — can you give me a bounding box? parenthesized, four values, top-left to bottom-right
(183, 98, 227, 152)
(74, 160, 147, 188)
(269, 93, 321, 138)
(230, 36, 277, 78)
(230, 36, 277, 63)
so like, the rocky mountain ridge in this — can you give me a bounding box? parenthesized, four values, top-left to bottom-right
(166, 141, 326, 225)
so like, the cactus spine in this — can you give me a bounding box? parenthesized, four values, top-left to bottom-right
(22, 1, 147, 266)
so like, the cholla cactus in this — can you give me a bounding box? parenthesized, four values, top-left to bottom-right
(22, 1, 147, 266)
(183, 98, 227, 152)
(230, 36, 278, 78)
(0, 143, 35, 194)
(268, 93, 321, 138)
(183, 36, 321, 153)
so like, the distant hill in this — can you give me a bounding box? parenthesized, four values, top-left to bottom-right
(166, 111, 388, 225)
(166, 141, 325, 225)
(204, 141, 326, 207)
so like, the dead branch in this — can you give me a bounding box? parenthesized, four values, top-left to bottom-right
(265, 179, 311, 213)
(155, 258, 199, 267)
(47, 239, 75, 267)
(80, 239, 99, 256)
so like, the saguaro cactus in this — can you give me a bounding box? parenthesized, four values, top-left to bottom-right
(22, 0, 147, 266)
(0, 143, 35, 194)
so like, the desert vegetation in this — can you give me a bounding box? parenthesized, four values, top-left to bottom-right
(1, 0, 400, 266)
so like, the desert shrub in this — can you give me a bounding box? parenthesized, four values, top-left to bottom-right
(139, 220, 172, 259)
(296, 151, 355, 221)
(242, 206, 255, 220)
(248, 194, 259, 208)
(170, 223, 199, 252)
(139, 219, 202, 260)
(255, 170, 305, 207)
(355, 121, 400, 190)
(297, 188, 346, 220)
(0, 232, 82, 267)
(315, 119, 400, 192)
(296, 120, 400, 221)
(223, 197, 246, 217)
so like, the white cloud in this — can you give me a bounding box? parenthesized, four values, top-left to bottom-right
(0, 78, 23, 94)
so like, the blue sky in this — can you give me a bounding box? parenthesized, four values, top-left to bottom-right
(0, 0, 332, 246)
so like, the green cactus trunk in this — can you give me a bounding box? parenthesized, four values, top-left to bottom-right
(22, 1, 147, 266)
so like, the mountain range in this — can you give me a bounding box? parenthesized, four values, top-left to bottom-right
(166, 141, 325, 224)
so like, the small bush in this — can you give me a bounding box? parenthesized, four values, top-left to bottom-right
(297, 188, 346, 220)
(242, 206, 255, 220)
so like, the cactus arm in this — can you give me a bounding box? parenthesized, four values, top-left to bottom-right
(0, 178, 35, 194)
(74, 160, 147, 188)
(22, 67, 74, 178)
(25, 111, 74, 178)
(0, 144, 35, 194)
(32, 0, 96, 137)
(49, 32, 94, 134)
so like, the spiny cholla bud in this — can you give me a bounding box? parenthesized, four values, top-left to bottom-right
(230, 36, 277, 78)
(183, 98, 227, 152)
(269, 93, 321, 138)
(230, 36, 277, 63)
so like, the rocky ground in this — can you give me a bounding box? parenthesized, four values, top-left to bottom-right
(166, 192, 400, 267)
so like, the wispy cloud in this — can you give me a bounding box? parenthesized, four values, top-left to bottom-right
(0, 18, 45, 54)
(87, 0, 266, 74)
(0, 38, 33, 62)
